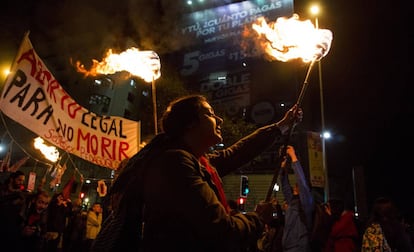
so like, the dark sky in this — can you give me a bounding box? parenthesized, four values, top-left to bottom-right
(1, 0, 413, 215)
(301, 0, 413, 215)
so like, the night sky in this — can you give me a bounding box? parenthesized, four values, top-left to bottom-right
(1, 0, 413, 215)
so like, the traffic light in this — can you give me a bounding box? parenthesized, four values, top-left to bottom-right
(240, 175, 249, 197)
(238, 197, 246, 211)
(80, 183, 88, 200)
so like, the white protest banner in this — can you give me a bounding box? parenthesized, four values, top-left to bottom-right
(0, 33, 140, 170)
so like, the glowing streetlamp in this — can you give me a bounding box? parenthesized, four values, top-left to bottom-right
(310, 4, 329, 201)
(3, 68, 10, 76)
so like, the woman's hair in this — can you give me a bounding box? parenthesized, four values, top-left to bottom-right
(50, 192, 63, 204)
(4, 170, 25, 185)
(160, 95, 207, 138)
(110, 95, 208, 211)
(9, 170, 25, 180)
(328, 198, 345, 221)
(36, 190, 50, 200)
(370, 197, 398, 222)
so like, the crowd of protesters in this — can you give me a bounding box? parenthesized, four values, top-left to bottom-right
(1, 166, 414, 252)
(0, 170, 102, 252)
(1, 95, 414, 252)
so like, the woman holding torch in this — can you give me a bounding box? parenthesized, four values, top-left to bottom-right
(92, 94, 302, 252)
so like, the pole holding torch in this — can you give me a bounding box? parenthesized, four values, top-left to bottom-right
(152, 76, 158, 135)
(250, 14, 332, 202)
(144, 50, 161, 136)
(264, 60, 316, 202)
(295, 60, 316, 107)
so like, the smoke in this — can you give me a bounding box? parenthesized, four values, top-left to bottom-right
(28, 0, 189, 66)
(0, 0, 193, 98)
(127, 0, 192, 54)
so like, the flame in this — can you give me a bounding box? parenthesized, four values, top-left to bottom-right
(34, 137, 60, 162)
(251, 14, 333, 62)
(76, 48, 161, 83)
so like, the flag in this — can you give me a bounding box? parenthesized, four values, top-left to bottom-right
(55, 163, 67, 185)
(0, 148, 11, 172)
(62, 175, 76, 200)
(49, 165, 58, 179)
(9, 156, 30, 172)
(49, 163, 67, 188)
(27, 172, 36, 192)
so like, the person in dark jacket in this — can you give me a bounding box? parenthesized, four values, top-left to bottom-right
(45, 192, 72, 252)
(93, 94, 303, 252)
(0, 171, 27, 252)
(21, 190, 51, 252)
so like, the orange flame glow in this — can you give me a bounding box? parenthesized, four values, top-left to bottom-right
(34, 137, 60, 162)
(252, 14, 333, 62)
(76, 48, 161, 83)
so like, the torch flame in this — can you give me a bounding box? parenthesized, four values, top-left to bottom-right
(34, 137, 60, 162)
(252, 14, 333, 62)
(76, 48, 161, 83)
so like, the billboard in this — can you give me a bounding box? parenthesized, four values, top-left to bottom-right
(176, 0, 295, 121)
(178, 0, 294, 77)
(180, 0, 294, 46)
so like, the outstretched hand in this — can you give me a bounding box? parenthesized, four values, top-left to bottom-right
(288, 105, 303, 124)
(277, 105, 303, 135)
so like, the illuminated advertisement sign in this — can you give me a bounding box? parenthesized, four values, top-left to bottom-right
(177, 0, 294, 120)
(179, 0, 294, 77)
(180, 0, 294, 45)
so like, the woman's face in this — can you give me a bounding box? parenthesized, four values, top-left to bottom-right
(194, 101, 223, 148)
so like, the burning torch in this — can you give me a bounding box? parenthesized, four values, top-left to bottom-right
(251, 14, 333, 201)
(76, 48, 161, 135)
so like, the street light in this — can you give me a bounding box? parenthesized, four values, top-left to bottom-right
(310, 4, 329, 202)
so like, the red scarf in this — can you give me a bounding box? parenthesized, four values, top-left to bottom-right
(199, 156, 229, 213)
(28, 212, 41, 225)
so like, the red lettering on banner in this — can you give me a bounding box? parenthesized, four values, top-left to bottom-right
(67, 102, 82, 119)
(17, 49, 60, 103)
(44, 129, 75, 153)
(17, 48, 83, 119)
(119, 141, 129, 160)
(60, 95, 68, 109)
(46, 79, 59, 103)
(101, 137, 115, 160)
(90, 134, 99, 155)
(78, 146, 123, 169)
(77, 129, 129, 161)
(17, 49, 38, 77)
(35, 68, 52, 90)
(61, 95, 82, 119)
